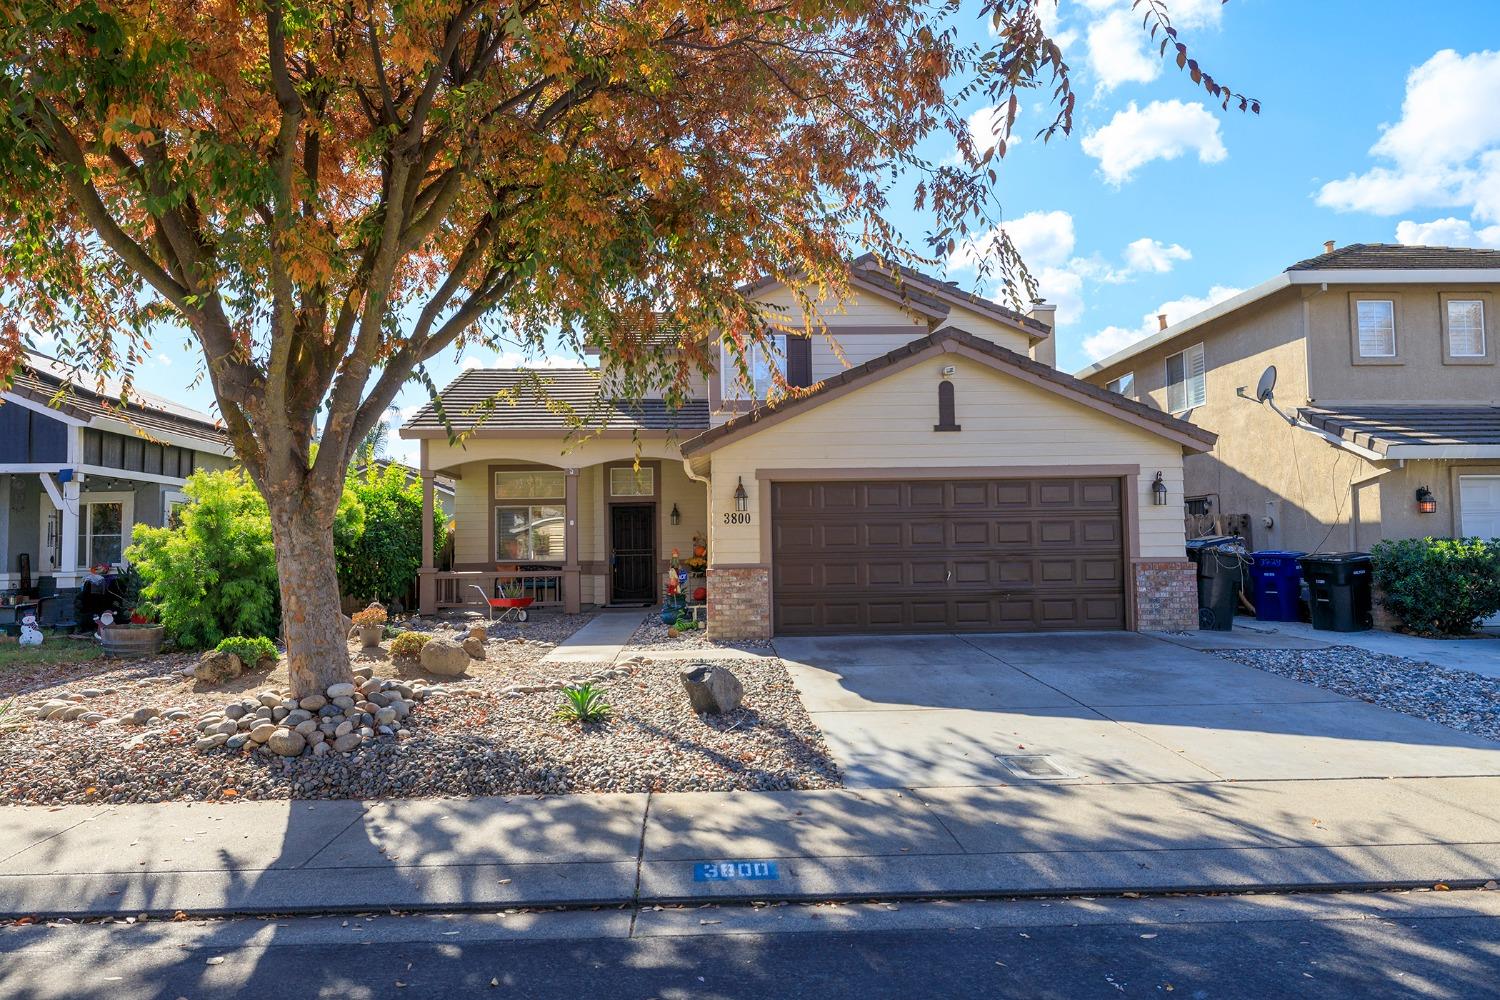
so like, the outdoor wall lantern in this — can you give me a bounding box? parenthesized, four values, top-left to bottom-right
(1151, 471, 1168, 506)
(670, 502, 681, 525)
(1415, 485, 1438, 514)
(734, 477, 749, 513)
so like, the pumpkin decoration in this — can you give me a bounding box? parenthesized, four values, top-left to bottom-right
(692, 586, 707, 602)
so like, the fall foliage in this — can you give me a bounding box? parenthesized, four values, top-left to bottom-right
(0, 1, 1250, 694)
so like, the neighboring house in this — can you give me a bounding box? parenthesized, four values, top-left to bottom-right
(1076, 243, 1500, 555)
(400, 256, 1214, 639)
(0, 352, 234, 602)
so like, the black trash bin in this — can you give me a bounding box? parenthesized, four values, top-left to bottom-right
(1297, 552, 1373, 632)
(1186, 536, 1245, 630)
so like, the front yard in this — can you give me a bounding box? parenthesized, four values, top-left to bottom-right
(0, 609, 839, 806)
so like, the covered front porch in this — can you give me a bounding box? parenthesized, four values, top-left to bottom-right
(413, 435, 709, 616)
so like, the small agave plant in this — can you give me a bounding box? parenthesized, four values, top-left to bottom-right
(556, 683, 612, 724)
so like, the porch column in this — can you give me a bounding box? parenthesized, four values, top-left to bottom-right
(563, 467, 581, 614)
(57, 476, 82, 588)
(417, 467, 437, 615)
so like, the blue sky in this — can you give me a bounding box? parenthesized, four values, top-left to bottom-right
(92, 0, 1500, 468)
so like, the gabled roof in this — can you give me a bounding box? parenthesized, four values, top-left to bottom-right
(1287, 243, 1500, 271)
(399, 368, 710, 437)
(352, 458, 458, 494)
(850, 254, 1050, 336)
(5, 352, 230, 452)
(1299, 405, 1500, 459)
(680, 327, 1215, 457)
(1076, 242, 1500, 380)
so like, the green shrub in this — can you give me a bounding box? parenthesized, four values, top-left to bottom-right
(215, 635, 279, 666)
(555, 682, 612, 724)
(127, 468, 365, 650)
(1370, 537, 1500, 636)
(128, 470, 282, 649)
(338, 464, 448, 604)
(389, 631, 432, 659)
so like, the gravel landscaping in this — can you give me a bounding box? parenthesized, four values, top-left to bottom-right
(1215, 646, 1500, 741)
(627, 607, 775, 652)
(0, 620, 838, 804)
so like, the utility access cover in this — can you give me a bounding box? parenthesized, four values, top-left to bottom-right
(997, 755, 1075, 780)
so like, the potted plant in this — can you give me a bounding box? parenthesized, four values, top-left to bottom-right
(351, 602, 388, 648)
(96, 566, 166, 655)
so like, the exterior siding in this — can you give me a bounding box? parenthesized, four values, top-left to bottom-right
(704, 352, 1189, 566)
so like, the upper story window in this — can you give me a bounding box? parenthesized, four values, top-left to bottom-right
(720, 334, 787, 399)
(1165, 344, 1206, 414)
(1354, 299, 1397, 358)
(1446, 298, 1486, 358)
(1106, 372, 1135, 399)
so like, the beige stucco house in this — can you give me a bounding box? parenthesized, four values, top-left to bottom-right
(1076, 243, 1500, 555)
(401, 257, 1214, 639)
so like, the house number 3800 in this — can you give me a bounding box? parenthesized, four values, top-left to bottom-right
(722, 512, 752, 525)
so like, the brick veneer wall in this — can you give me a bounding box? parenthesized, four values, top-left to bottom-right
(1133, 560, 1198, 631)
(707, 566, 772, 640)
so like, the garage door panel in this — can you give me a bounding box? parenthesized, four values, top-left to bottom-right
(771, 477, 1125, 634)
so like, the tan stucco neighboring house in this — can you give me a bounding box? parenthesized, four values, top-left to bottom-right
(400, 256, 1215, 639)
(1076, 243, 1500, 556)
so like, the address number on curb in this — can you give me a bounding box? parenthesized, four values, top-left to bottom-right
(694, 861, 780, 882)
(722, 512, 752, 525)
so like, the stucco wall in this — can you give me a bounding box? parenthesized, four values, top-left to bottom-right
(1306, 283, 1500, 404)
(702, 351, 1190, 565)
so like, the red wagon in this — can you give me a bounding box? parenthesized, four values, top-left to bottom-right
(468, 585, 534, 624)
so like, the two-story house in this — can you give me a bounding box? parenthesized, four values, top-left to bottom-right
(1, 352, 234, 617)
(401, 256, 1214, 640)
(1076, 243, 1500, 556)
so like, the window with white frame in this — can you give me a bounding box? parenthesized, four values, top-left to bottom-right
(720, 334, 787, 399)
(1446, 299, 1486, 358)
(1355, 299, 1397, 357)
(609, 466, 654, 497)
(1165, 344, 1206, 413)
(80, 492, 134, 569)
(493, 470, 565, 562)
(1106, 372, 1135, 399)
(163, 490, 190, 528)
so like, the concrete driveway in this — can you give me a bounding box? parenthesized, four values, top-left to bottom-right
(773, 632, 1500, 789)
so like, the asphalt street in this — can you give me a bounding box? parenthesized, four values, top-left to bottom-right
(2, 890, 1497, 999)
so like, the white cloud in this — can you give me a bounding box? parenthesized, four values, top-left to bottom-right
(1081, 284, 1244, 361)
(1317, 50, 1500, 225)
(963, 104, 1016, 159)
(1395, 217, 1500, 248)
(459, 349, 582, 371)
(951, 211, 1194, 330)
(1122, 238, 1191, 275)
(153, 352, 172, 367)
(1081, 100, 1228, 185)
(1086, 10, 1159, 93)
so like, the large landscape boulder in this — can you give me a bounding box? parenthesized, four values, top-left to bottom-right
(194, 651, 243, 685)
(420, 638, 471, 676)
(679, 665, 744, 715)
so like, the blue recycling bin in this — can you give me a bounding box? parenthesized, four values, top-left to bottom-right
(1250, 550, 1306, 622)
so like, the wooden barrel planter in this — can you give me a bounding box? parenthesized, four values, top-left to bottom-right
(99, 624, 166, 657)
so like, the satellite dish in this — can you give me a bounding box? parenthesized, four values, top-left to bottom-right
(1255, 365, 1277, 403)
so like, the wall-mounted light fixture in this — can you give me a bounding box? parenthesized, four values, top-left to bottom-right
(670, 502, 681, 525)
(1416, 485, 1437, 514)
(1151, 471, 1168, 506)
(734, 477, 749, 513)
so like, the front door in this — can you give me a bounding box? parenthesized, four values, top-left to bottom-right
(610, 503, 656, 604)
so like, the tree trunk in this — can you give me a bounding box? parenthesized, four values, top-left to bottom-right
(267, 494, 353, 699)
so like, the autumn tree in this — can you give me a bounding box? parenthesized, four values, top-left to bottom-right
(0, 1, 1250, 697)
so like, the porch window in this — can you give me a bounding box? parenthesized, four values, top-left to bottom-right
(494, 469, 565, 500)
(609, 466, 654, 497)
(85, 501, 125, 567)
(495, 505, 565, 560)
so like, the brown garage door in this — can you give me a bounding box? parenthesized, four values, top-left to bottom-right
(772, 477, 1126, 635)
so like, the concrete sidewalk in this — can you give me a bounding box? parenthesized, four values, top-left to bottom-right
(538, 610, 643, 664)
(4, 778, 1499, 918)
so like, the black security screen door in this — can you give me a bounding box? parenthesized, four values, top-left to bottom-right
(610, 504, 656, 604)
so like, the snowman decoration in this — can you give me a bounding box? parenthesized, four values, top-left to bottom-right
(18, 613, 43, 647)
